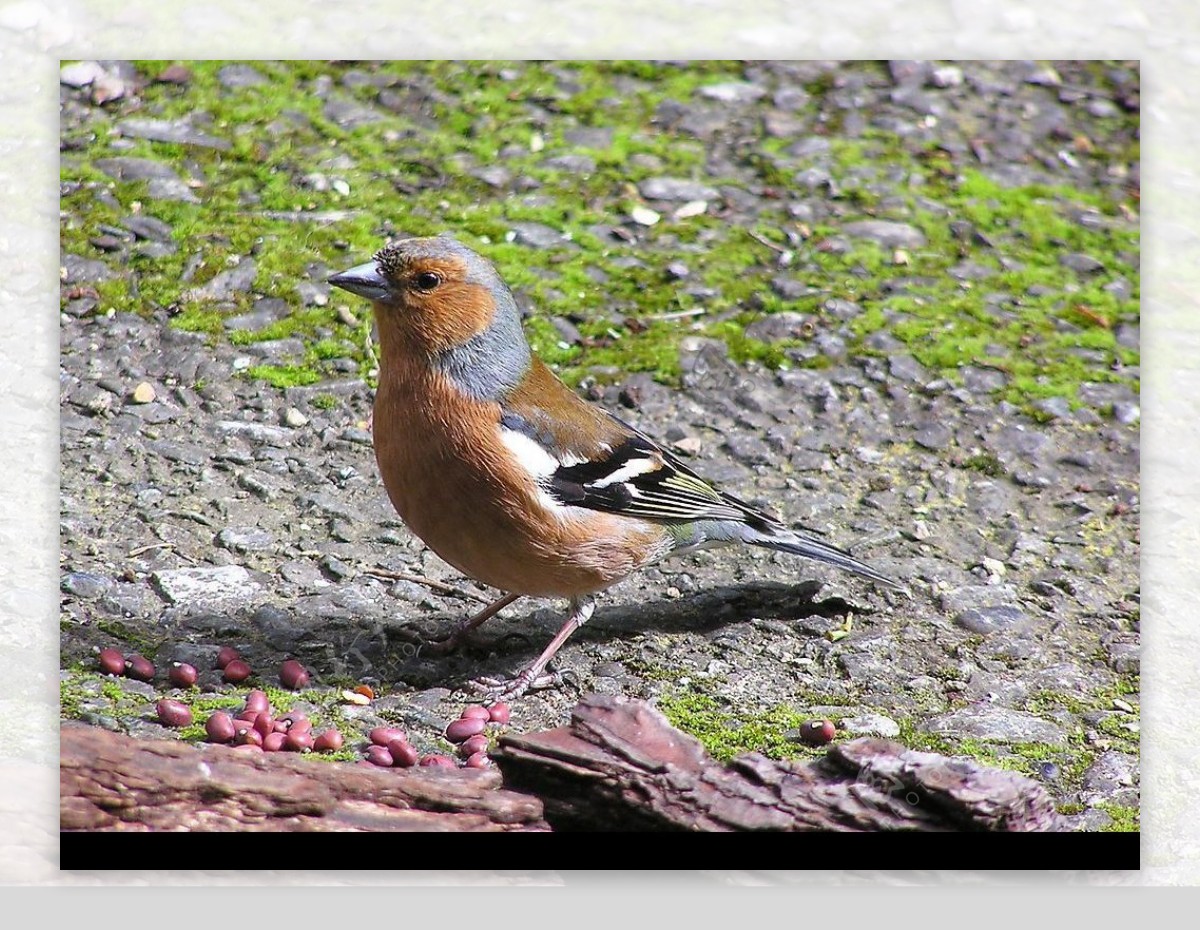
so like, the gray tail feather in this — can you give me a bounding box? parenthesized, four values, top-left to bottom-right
(750, 528, 902, 589)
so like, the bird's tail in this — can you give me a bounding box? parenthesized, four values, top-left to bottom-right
(747, 526, 902, 589)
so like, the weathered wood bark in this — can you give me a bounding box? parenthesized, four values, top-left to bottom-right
(60, 723, 548, 831)
(492, 694, 1062, 831)
(61, 696, 1062, 832)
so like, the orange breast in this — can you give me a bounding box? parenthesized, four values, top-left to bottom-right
(372, 358, 670, 597)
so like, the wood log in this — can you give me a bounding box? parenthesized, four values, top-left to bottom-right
(492, 694, 1061, 831)
(59, 723, 548, 831)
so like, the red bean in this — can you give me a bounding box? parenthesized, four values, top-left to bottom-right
(234, 726, 263, 747)
(464, 752, 490, 769)
(222, 659, 251, 683)
(386, 739, 419, 768)
(236, 708, 260, 723)
(97, 648, 125, 676)
(125, 654, 155, 682)
(460, 705, 491, 721)
(365, 745, 394, 767)
(156, 699, 193, 728)
(458, 734, 489, 758)
(369, 726, 405, 746)
(278, 712, 311, 734)
(284, 730, 314, 752)
(167, 662, 198, 687)
(279, 659, 310, 690)
(253, 713, 275, 738)
(232, 743, 263, 753)
(216, 646, 241, 669)
(799, 720, 837, 746)
(243, 689, 270, 714)
(262, 731, 287, 752)
(445, 716, 485, 743)
(486, 702, 510, 725)
(205, 711, 236, 743)
(313, 729, 343, 753)
(419, 754, 456, 768)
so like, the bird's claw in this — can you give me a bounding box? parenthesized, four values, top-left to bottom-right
(471, 669, 561, 702)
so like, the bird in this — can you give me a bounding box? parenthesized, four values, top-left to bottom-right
(328, 235, 898, 700)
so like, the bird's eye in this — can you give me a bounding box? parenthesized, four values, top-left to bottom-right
(414, 271, 442, 291)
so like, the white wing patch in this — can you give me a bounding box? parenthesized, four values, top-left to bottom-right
(499, 426, 560, 477)
(588, 454, 662, 489)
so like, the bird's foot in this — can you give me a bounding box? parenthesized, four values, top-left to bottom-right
(471, 668, 561, 702)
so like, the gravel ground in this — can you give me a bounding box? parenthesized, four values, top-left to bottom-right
(59, 60, 1139, 830)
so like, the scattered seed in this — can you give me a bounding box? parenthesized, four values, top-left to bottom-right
(216, 646, 241, 669)
(388, 740, 419, 768)
(365, 745, 394, 767)
(156, 699, 192, 727)
(279, 659, 310, 690)
(284, 730, 314, 752)
(222, 659, 251, 683)
(799, 719, 837, 746)
(243, 690, 271, 714)
(205, 711, 236, 743)
(446, 717, 486, 743)
(460, 705, 491, 721)
(167, 662, 198, 687)
(313, 728, 344, 752)
(124, 654, 155, 682)
(419, 754, 456, 768)
(459, 734, 489, 758)
(97, 648, 125, 676)
(370, 726, 405, 746)
(262, 732, 287, 752)
(486, 702, 511, 725)
(464, 752, 490, 768)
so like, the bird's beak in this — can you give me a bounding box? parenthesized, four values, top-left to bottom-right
(328, 261, 390, 301)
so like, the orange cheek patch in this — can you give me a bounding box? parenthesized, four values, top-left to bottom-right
(413, 282, 496, 351)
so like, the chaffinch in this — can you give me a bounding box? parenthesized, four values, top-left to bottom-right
(329, 236, 898, 699)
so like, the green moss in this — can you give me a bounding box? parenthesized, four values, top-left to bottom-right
(1097, 803, 1140, 832)
(962, 453, 1006, 477)
(245, 364, 322, 388)
(657, 690, 812, 762)
(62, 62, 1137, 414)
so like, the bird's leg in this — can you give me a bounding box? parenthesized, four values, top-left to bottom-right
(422, 591, 522, 656)
(472, 595, 596, 701)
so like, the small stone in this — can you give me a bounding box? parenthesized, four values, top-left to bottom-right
(639, 177, 719, 202)
(152, 565, 261, 607)
(131, 382, 156, 404)
(698, 81, 766, 104)
(838, 713, 901, 738)
(62, 572, 111, 600)
(665, 202, 705, 225)
(1059, 253, 1105, 274)
(284, 407, 308, 428)
(930, 66, 964, 88)
(630, 205, 660, 226)
(61, 60, 106, 88)
(923, 706, 1068, 747)
(840, 220, 927, 249)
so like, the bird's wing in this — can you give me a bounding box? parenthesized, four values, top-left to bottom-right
(500, 405, 779, 529)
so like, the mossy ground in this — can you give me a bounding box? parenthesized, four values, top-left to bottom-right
(656, 671, 1140, 830)
(61, 61, 1139, 416)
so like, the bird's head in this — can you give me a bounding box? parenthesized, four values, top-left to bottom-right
(330, 236, 531, 398)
